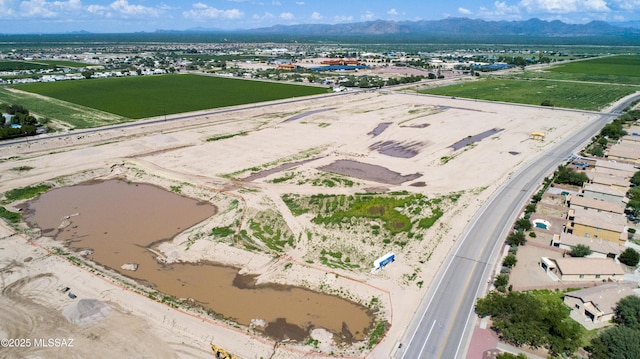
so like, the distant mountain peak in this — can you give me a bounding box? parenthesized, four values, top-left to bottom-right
(244, 17, 640, 37)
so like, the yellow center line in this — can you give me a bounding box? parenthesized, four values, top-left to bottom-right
(435, 258, 480, 359)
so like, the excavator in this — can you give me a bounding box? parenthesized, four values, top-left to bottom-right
(210, 344, 240, 359)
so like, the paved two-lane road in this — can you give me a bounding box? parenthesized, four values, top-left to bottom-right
(400, 95, 637, 359)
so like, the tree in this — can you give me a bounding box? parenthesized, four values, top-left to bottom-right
(631, 171, 640, 187)
(475, 291, 583, 355)
(628, 187, 640, 201)
(503, 254, 518, 268)
(588, 326, 640, 359)
(570, 244, 592, 258)
(588, 143, 605, 157)
(514, 218, 532, 231)
(601, 121, 627, 140)
(627, 199, 640, 217)
(555, 165, 589, 186)
(618, 248, 640, 266)
(494, 274, 510, 288)
(614, 295, 640, 330)
(81, 70, 94, 79)
(507, 231, 527, 246)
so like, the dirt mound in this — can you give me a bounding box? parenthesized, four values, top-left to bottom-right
(63, 299, 112, 325)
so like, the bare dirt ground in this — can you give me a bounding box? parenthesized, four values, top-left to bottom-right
(0, 90, 603, 358)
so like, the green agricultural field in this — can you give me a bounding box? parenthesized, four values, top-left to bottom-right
(420, 78, 636, 111)
(0, 60, 49, 71)
(37, 60, 95, 68)
(0, 87, 125, 129)
(520, 55, 640, 85)
(13, 74, 329, 119)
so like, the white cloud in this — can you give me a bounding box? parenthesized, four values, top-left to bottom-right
(333, 15, 353, 22)
(608, 0, 640, 10)
(87, 4, 106, 14)
(183, 3, 243, 20)
(109, 0, 160, 17)
(0, 0, 16, 16)
(252, 11, 273, 20)
(18, 0, 82, 18)
(458, 7, 472, 15)
(272, 0, 281, 5)
(310, 11, 322, 20)
(478, 1, 521, 19)
(295, 1, 304, 5)
(518, 0, 609, 14)
(360, 10, 374, 21)
(279, 11, 293, 19)
(387, 8, 398, 16)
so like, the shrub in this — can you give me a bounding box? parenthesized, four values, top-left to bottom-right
(503, 254, 518, 268)
(514, 218, 532, 231)
(570, 244, 593, 258)
(619, 248, 640, 266)
(506, 231, 527, 246)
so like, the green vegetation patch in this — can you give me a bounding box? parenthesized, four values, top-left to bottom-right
(476, 289, 584, 355)
(206, 132, 246, 142)
(247, 210, 295, 253)
(36, 60, 95, 68)
(319, 248, 359, 270)
(0, 87, 125, 129)
(420, 78, 636, 111)
(313, 195, 414, 234)
(417, 207, 443, 229)
(283, 192, 459, 236)
(281, 193, 308, 216)
(368, 321, 389, 349)
(0, 206, 20, 223)
(14, 74, 328, 119)
(3, 184, 51, 202)
(210, 226, 235, 237)
(534, 55, 640, 85)
(0, 60, 49, 71)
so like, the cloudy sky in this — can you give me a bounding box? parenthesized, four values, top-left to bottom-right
(1, 0, 639, 34)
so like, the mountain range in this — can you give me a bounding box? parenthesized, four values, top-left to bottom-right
(241, 18, 640, 37)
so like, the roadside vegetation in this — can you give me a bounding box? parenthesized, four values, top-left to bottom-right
(476, 289, 585, 356)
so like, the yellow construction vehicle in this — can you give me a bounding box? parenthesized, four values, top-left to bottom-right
(211, 344, 240, 359)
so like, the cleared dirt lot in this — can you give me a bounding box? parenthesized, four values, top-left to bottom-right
(0, 91, 600, 358)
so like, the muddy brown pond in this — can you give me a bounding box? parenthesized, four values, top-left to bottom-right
(22, 180, 373, 342)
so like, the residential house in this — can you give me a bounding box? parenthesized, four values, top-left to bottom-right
(620, 134, 640, 143)
(540, 257, 625, 282)
(581, 183, 627, 206)
(588, 172, 630, 192)
(606, 142, 640, 164)
(591, 166, 633, 181)
(594, 159, 636, 179)
(567, 195, 626, 215)
(564, 283, 637, 327)
(565, 207, 627, 245)
(551, 233, 624, 259)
